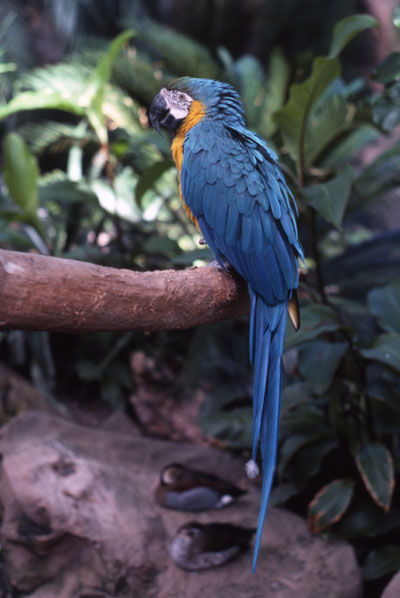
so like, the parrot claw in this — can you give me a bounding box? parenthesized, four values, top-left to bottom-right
(199, 237, 206, 245)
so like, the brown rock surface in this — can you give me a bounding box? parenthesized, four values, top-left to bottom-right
(0, 411, 362, 598)
(381, 571, 400, 598)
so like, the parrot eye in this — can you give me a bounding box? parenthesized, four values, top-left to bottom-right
(178, 93, 186, 102)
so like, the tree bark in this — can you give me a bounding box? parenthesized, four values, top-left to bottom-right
(0, 249, 250, 333)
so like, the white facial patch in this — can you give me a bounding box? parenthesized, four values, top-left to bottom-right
(162, 88, 193, 121)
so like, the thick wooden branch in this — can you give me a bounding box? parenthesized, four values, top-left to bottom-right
(0, 250, 250, 333)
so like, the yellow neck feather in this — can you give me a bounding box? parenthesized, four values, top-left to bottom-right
(170, 100, 205, 224)
(171, 100, 205, 172)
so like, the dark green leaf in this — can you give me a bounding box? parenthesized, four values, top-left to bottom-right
(328, 14, 379, 58)
(274, 56, 341, 173)
(320, 125, 378, 168)
(361, 333, 400, 372)
(135, 160, 174, 205)
(3, 133, 39, 224)
(270, 483, 298, 507)
(339, 502, 400, 539)
(362, 546, 400, 580)
(299, 341, 347, 395)
(367, 279, 400, 333)
(372, 52, 400, 84)
(308, 479, 355, 532)
(302, 165, 354, 228)
(86, 30, 135, 144)
(354, 442, 394, 511)
(355, 139, 400, 201)
(278, 433, 328, 474)
(290, 438, 338, 488)
(281, 382, 314, 414)
(285, 303, 340, 349)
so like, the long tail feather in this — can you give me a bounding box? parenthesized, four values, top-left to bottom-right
(249, 288, 287, 571)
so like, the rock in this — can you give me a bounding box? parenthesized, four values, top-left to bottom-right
(0, 411, 362, 598)
(381, 571, 400, 598)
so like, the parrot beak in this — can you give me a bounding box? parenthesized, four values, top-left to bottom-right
(149, 91, 169, 135)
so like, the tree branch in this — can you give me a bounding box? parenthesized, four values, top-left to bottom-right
(0, 250, 250, 333)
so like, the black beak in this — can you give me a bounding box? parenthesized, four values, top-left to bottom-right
(149, 92, 169, 135)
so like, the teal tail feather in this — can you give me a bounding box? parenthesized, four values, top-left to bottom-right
(249, 288, 287, 572)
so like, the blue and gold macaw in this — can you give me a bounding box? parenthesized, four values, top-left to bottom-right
(149, 78, 303, 570)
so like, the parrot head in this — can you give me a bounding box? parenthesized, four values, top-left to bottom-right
(149, 77, 245, 135)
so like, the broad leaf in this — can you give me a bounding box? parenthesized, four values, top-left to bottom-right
(270, 483, 298, 507)
(308, 479, 355, 532)
(367, 279, 400, 333)
(285, 303, 340, 349)
(0, 90, 84, 120)
(328, 14, 379, 58)
(361, 332, 400, 373)
(259, 48, 291, 138)
(235, 55, 265, 127)
(355, 139, 400, 202)
(290, 438, 339, 488)
(320, 125, 378, 168)
(299, 341, 347, 395)
(135, 160, 174, 205)
(339, 502, 400, 539)
(354, 442, 394, 511)
(372, 52, 400, 84)
(302, 165, 353, 228)
(3, 133, 39, 224)
(278, 433, 328, 474)
(362, 546, 400, 580)
(274, 56, 341, 173)
(86, 29, 135, 144)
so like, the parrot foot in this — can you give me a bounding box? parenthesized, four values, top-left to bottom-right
(199, 237, 206, 245)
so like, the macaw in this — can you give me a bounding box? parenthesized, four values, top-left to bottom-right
(149, 77, 303, 570)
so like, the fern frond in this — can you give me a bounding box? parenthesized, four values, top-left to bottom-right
(17, 120, 96, 155)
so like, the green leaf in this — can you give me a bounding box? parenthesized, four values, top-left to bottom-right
(285, 303, 340, 349)
(0, 91, 85, 120)
(354, 442, 394, 511)
(320, 125, 378, 168)
(258, 48, 290, 138)
(86, 29, 135, 144)
(367, 279, 400, 333)
(302, 165, 353, 228)
(328, 14, 379, 58)
(279, 433, 328, 474)
(361, 332, 400, 372)
(308, 479, 355, 532)
(355, 139, 400, 202)
(339, 502, 400, 539)
(135, 160, 174, 205)
(275, 56, 341, 174)
(235, 55, 265, 127)
(3, 133, 39, 223)
(290, 438, 338, 488)
(362, 546, 400, 580)
(270, 483, 298, 507)
(372, 52, 400, 84)
(299, 341, 347, 395)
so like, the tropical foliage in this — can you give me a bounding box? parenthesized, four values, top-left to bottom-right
(0, 7, 399, 591)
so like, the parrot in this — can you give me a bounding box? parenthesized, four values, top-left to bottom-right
(149, 77, 304, 570)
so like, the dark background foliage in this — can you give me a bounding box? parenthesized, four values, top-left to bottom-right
(0, 1, 400, 596)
